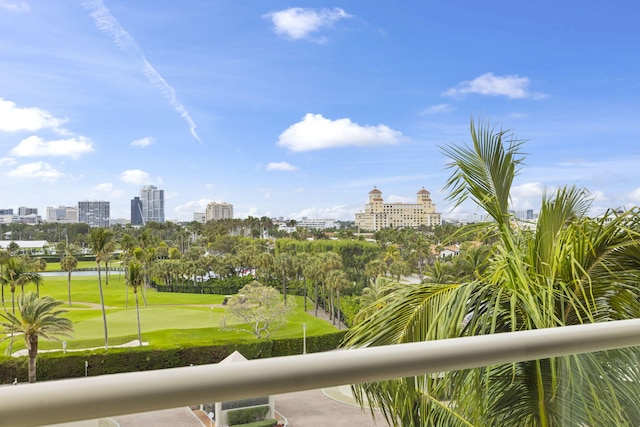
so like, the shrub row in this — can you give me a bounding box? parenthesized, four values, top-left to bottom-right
(154, 275, 254, 295)
(227, 405, 270, 425)
(0, 331, 347, 384)
(233, 419, 277, 427)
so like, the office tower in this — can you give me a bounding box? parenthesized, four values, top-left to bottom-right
(78, 201, 110, 227)
(45, 206, 78, 223)
(131, 197, 143, 226)
(140, 185, 165, 224)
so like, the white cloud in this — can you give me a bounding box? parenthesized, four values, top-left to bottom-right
(0, 98, 68, 133)
(11, 135, 94, 159)
(442, 72, 546, 99)
(265, 7, 351, 41)
(130, 136, 155, 148)
(173, 199, 213, 217)
(511, 182, 545, 210)
(84, 0, 201, 142)
(266, 161, 298, 171)
(93, 183, 113, 192)
(0, 157, 16, 166)
(421, 104, 455, 114)
(7, 162, 63, 181)
(278, 113, 403, 152)
(120, 169, 150, 185)
(388, 195, 413, 203)
(0, 1, 30, 12)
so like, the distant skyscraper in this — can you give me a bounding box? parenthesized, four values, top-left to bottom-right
(78, 201, 110, 227)
(140, 185, 165, 224)
(0, 209, 13, 215)
(45, 206, 78, 223)
(193, 212, 206, 224)
(18, 207, 37, 215)
(131, 197, 143, 226)
(205, 202, 233, 221)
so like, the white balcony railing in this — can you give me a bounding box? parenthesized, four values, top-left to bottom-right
(2, 318, 640, 427)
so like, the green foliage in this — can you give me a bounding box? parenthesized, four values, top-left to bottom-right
(154, 275, 253, 295)
(0, 331, 347, 383)
(231, 419, 277, 427)
(227, 405, 270, 425)
(337, 295, 360, 328)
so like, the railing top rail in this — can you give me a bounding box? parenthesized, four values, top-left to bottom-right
(2, 318, 640, 427)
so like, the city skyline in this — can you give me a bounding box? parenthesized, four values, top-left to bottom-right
(2, 2, 640, 221)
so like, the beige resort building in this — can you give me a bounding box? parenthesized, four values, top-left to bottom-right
(355, 187, 442, 231)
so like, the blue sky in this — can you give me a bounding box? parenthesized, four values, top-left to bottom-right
(1, 1, 640, 222)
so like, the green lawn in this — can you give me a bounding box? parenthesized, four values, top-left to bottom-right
(0, 274, 339, 354)
(44, 260, 99, 271)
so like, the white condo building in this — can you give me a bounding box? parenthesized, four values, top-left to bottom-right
(205, 202, 233, 221)
(45, 206, 78, 223)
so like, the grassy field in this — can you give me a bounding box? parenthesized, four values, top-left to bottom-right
(44, 260, 114, 271)
(0, 274, 339, 355)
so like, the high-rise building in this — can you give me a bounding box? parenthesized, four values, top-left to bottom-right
(193, 212, 206, 224)
(140, 185, 164, 224)
(0, 209, 13, 215)
(131, 197, 143, 226)
(355, 187, 442, 231)
(205, 202, 233, 221)
(18, 207, 38, 215)
(78, 201, 110, 227)
(45, 206, 78, 223)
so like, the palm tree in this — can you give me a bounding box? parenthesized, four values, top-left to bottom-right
(0, 256, 42, 314)
(343, 120, 640, 426)
(0, 248, 10, 308)
(89, 227, 114, 350)
(274, 253, 294, 305)
(0, 292, 73, 383)
(31, 258, 47, 295)
(326, 270, 349, 328)
(126, 260, 145, 347)
(61, 255, 78, 307)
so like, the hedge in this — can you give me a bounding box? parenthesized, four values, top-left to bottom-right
(0, 331, 348, 384)
(227, 405, 270, 425)
(232, 419, 277, 427)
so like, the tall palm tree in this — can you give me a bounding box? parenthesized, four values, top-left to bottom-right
(326, 270, 349, 328)
(343, 120, 640, 426)
(31, 258, 47, 296)
(126, 260, 145, 347)
(61, 255, 78, 307)
(0, 256, 42, 314)
(0, 292, 73, 383)
(274, 253, 293, 305)
(89, 227, 114, 350)
(0, 248, 10, 308)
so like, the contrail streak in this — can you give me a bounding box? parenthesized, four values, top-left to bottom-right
(83, 0, 201, 142)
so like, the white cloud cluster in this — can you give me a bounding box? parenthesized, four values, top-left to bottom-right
(0, 98, 67, 133)
(443, 72, 545, 99)
(265, 7, 351, 40)
(130, 136, 155, 148)
(266, 161, 298, 172)
(421, 104, 455, 114)
(7, 161, 63, 181)
(0, 1, 30, 12)
(278, 113, 403, 152)
(11, 135, 94, 159)
(120, 169, 151, 185)
(173, 198, 213, 217)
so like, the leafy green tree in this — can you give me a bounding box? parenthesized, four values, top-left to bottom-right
(344, 120, 640, 426)
(89, 227, 114, 350)
(326, 270, 349, 328)
(0, 292, 73, 383)
(61, 255, 78, 306)
(0, 248, 10, 308)
(222, 281, 295, 338)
